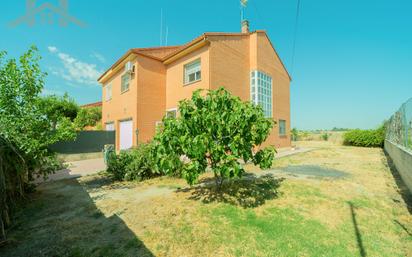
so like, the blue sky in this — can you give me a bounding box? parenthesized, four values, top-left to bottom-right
(0, 0, 411, 130)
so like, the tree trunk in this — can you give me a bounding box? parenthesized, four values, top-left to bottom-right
(0, 211, 5, 242)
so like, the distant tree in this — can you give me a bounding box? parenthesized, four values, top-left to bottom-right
(331, 127, 350, 132)
(38, 93, 79, 129)
(153, 88, 276, 187)
(291, 128, 299, 141)
(74, 106, 102, 130)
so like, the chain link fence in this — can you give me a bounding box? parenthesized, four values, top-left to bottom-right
(386, 98, 412, 151)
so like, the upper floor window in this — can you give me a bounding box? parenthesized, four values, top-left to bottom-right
(184, 59, 201, 85)
(279, 120, 286, 136)
(105, 83, 112, 101)
(250, 70, 272, 118)
(121, 73, 130, 93)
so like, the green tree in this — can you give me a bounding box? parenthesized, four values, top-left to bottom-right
(74, 106, 102, 130)
(291, 128, 299, 141)
(0, 46, 76, 241)
(39, 93, 80, 129)
(153, 88, 276, 187)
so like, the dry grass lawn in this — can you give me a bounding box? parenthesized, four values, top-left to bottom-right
(1, 141, 411, 257)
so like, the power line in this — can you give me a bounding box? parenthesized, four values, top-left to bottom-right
(291, 0, 301, 74)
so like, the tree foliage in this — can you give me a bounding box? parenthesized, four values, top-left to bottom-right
(153, 88, 276, 187)
(0, 46, 76, 241)
(74, 107, 102, 130)
(38, 93, 79, 129)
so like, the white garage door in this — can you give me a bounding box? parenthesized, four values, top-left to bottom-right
(119, 120, 133, 150)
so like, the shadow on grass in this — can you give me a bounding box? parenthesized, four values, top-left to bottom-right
(393, 219, 412, 237)
(382, 151, 412, 214)
(0, 178, 153, 257)
(348, 201, 366, 257)
(179, 174, 284, 208)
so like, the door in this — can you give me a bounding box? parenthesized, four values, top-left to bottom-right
(119, 120, 133, 150)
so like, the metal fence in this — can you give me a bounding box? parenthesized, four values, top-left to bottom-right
(49, 131, 115, 154)
(386, 98, 412, 151)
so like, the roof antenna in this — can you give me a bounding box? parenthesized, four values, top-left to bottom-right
(240, 0, 249, 32)
(160, 8, 163, 46)
(240, 0, 248, 22)
(165, 26, 169, 46)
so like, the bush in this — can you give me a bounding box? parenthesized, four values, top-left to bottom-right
(106, 143, 162, 181)
(106, 150, 133, 180)
(124, 144, 161, 181)
(321, 133, 329, 141)
(343, 126, 385, 148)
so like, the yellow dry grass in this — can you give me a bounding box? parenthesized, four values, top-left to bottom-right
(2, 141, 411, 257)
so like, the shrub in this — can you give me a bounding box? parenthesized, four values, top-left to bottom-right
(124, 144, 162, 181)
(321, 133, 329, 141)
(106, 143, 162, 181)
(106, 150, 133, 180)
(343, 126, 385, 148)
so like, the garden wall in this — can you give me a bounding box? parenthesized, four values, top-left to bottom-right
(384, 140, 412, 192)
(49, 131, 115, 154)
(385, 98, 412, 192)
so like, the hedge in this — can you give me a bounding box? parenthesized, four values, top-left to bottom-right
(343, 126, 385, 148)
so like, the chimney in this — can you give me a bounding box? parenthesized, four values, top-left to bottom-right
(241, 20, 249, 33)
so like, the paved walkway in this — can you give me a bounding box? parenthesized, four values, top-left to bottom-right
(36, 158, 106, 183)
(276, 147, 314, 158)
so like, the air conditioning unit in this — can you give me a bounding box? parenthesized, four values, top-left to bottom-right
(125, 61, 134, 74)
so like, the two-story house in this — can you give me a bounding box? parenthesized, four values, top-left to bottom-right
(98, 21, 291, 151)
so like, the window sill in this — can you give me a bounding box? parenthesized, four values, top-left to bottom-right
(279, 135, 288, 138)
(120, 89, 129, 94)
(183, 79, 201, 87)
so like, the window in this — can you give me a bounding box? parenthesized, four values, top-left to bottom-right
(121, 73, 130, 93)
(166, 109, 177, 118)
(105, 83, 112, 101)
(105, 122, 115, 131)
(279, 120, 286, 136)
(250, 70, 272, 117)
(184, 59, 201, 84)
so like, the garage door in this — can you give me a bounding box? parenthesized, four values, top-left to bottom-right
(119, 120, 133, 150)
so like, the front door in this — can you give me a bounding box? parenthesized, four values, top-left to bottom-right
(119, 120, 133, 150)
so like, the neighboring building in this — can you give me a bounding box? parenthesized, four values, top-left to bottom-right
(81, 101, 102, 109)
(80, 101, 102, 131)
(98, 22, 291, 151)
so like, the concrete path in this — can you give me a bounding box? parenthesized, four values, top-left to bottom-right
(276, 147, 314, 158)
(36, 158, 106, 183)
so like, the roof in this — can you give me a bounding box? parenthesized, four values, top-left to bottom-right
(97, 46, 182, 81)
(81, 101, 102, 108)
(98, 30, 291, 83)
